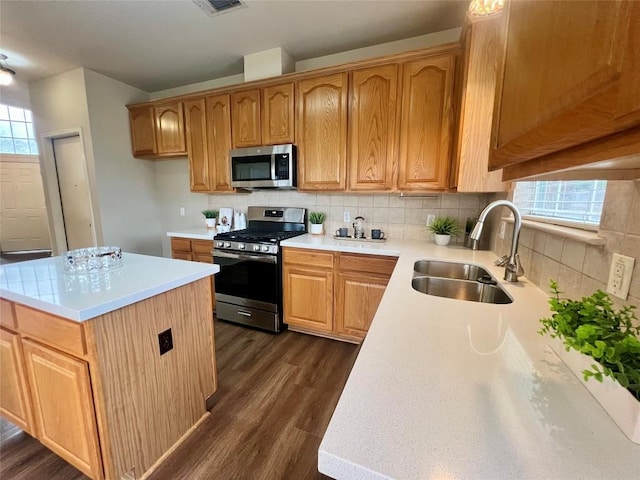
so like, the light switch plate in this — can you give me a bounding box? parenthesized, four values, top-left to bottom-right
(606, 253, 635, 300)
(426, 214, 435, 227)
(343, 211, 350, 223)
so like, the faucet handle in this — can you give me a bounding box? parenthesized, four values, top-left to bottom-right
(494, 255, 509, 267)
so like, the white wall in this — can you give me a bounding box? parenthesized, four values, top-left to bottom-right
(83, 69, 162, 255)
(0, 79, 31, 108)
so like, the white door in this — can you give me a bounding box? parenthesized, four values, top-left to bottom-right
(0, 160, 52, 252)
(52, 136, 95, 250)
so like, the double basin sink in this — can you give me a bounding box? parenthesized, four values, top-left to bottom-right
(411, 260, 512, 304)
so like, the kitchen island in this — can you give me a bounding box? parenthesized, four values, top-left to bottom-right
(281, 235, 640, 479)
(0, 253, 219, 480)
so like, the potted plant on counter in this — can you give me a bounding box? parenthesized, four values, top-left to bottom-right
(201, 209, 218, 229)
(427, 216, 461, 246)
(539, 280, 640, 444)
(309, 212, 326, 235)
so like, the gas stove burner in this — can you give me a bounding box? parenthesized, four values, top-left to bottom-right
(216, 229, 303, 244)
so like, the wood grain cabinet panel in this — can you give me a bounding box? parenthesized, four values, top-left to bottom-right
(397, 55, 455, 191)
(206, 94, 234, 192)
(335, 272, 389, 340)
(184, 98, 211, 192)
(297, 73, 348, 191)
(283, 266, 334, 333)
(154, 102, 186, 155)
(0, 328, 34, 435)
(170, 238, 215, 309)
(1, 299, 16, 329)
(348, 65, 399, 191)
(128, 105, 156, 156)
(491, 0, 640, 173)
(231, 89, 261, 148)
(22, 339, 102, 480)
(262, 83, 295, 145)
(15, 304, 86, 357)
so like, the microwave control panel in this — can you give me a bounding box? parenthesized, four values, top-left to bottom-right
(275, 154, 290, 179)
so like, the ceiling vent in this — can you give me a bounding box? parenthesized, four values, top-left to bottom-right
(191, 0, 246, 17)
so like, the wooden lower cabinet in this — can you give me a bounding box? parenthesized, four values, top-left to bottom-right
(283, 248, 397, 342)
(22, 339, 102, 479)
(0, 328, 34, 435)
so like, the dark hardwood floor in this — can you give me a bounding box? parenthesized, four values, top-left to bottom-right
(0, 319, 359, 479)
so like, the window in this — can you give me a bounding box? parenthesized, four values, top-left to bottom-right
(0, 104, 39, 155)
(513, 180, 607, 230)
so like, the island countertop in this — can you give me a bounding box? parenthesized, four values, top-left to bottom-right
(0, 253, 218, 322)
(281, 235, 640, 480)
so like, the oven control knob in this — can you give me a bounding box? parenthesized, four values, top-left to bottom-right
(238, 243, 245, 250)
(215, 241, 223, 248)
(253, 245, 261, 252)
(261, 245, 269, 252)
(224, 242, 231, 248)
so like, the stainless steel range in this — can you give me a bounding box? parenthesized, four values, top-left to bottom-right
(213, 206, 307, 332)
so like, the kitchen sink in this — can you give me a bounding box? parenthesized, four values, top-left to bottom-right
(413, 260, 491, 281)
(411, 276, 513, 304)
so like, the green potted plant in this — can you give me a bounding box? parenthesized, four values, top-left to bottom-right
(539, 280, 640, 443)
(201, 209, 218, 229)
(309, 212, 326, 235)
(426, 216, 461, 246)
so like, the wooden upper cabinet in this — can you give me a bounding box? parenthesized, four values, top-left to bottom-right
(262, 83, 295, 145)
(206, 94, 234, 192)
(231, 89, 261, 148)
(297, 73, 349, 191)
(128, 105, 156, 156)
(348, 65, 399, 191)
(154, 102, 186, 155)
(0, 328, 34, 435)
(491, 0, 640, 171)
(184, 98, 211, 192)
(397, 55, 455, 191)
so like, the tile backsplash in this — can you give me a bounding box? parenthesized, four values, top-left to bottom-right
(208, 191, 489, 243)
(488, 180, 640, 312)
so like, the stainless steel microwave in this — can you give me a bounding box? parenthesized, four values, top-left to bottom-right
(230, 144, 296, 189)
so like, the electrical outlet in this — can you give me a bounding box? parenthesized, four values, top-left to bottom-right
(426, 214, 435, 226)
(158, 328, 173, 355)
(607, 253, 635, 300)
(179, 207, 185, 217)
(499, 221, 506, 239)
(343, 211, 350, 223)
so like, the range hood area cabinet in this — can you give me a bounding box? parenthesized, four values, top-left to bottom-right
(490, 0, 640, 181)
(128, 101, 187, 158)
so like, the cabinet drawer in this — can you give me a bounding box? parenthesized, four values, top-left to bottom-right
(192, 240, 213, 254)
(171, 237, 192, 252)
(0, 299, 16, 329)
(339, 254, 398, 276)
(15, 304, 86, 357)
(194, 253, 213, 263)
(172, 252, 193, 261)
(284, 248, 334, 269)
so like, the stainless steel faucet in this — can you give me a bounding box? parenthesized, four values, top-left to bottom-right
(470, 200, 524, 282)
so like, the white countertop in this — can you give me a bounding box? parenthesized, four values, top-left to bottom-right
(0, 253, 218, 322)
(282, 235, 640, 479)
(166, 227, 217, 241)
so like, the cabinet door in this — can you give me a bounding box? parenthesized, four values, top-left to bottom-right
(283, 266, 334, 333)
(349, 65, 399, 191)
(297, 73, 348, 191)
(0, 328, 34, 435)
(262, 83, 295, 145)
(335, 272, 389, 340)
(172, 251, 193, 261)
(206, 94, 234, 192)
(231, 89, 261, 148)
(128, 105, 156, 156)
(491, 0, 640, 170)
(185, 98, 211, 192)
(22, 339, 102, 479)
(397, 55, 455, 191)
(155, 102, 186, 155)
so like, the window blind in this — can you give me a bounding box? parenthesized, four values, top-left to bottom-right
(513, 180, 607, 228)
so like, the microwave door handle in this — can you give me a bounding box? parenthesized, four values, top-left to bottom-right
(271, 154, 276, 181)
(213, 250, 278, 264)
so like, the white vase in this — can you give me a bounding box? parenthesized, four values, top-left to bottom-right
(205, 218, 216, 229)
(310, 223, 324, 235)
(549, 336, 640, 444)
(434, 234, 451, 246)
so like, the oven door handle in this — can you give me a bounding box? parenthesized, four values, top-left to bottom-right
(213, 250, 278, 264)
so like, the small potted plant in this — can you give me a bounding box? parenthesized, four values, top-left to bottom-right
(427, 216, 461, 246)
(309, 212, 326, 235)
(201, 209, 218, 229)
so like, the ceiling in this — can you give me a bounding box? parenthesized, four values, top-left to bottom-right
(0, 0, 468, 92)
